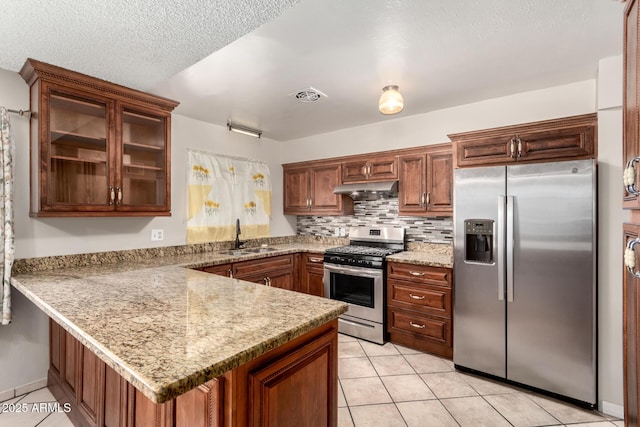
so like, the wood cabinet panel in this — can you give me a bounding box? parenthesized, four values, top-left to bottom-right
(64, 331, 78, 396)
(49, 317, 338, 427)
(426, 150, 453, 214)
(283, 168, 310, 213)
(449, 114, 597, 168)
(176, 379, 224, 427)
(398, 154, 426, 214)
(198, 263, 232, 277)
(302, 253, 325, 297)
(398, 144, 453, 216)
(387, 262, 453, 358)
(388, 263, 452, 287)
(626, 0, 640, 209)
(283, 163, 353, 215)
(625, 222, 640, 426)
(233, 255, 294, 278)
(389, 281, 451, 317)
(20, 58, 178, 217)
(342, 156, 397, 183)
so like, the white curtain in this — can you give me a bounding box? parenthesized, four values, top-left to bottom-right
(186, 149, 272, 244)
(0, 108, 15, 325)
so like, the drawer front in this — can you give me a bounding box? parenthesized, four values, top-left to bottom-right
(233, 254, 294, 277)
(387, 262, 451, 287)
(388, 308, 452, 347)
(199, 264, 231, 276)
(389, 281, 451, 316)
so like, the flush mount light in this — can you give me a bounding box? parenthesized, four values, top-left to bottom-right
(227, 121, 262, 138)
(378, 85, 404, 115)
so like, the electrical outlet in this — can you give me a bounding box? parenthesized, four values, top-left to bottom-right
(151, 229, 164, 241)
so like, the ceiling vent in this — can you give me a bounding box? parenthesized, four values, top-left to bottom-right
(290, 87, 327, 103)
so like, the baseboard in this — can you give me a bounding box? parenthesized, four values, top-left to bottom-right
(601, 400, 624, 419)
(0, 378, 47, 402)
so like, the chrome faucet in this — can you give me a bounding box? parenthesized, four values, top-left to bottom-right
(234, 218, 244, 249)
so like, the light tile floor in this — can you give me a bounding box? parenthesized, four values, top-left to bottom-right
(0, 333, 626, 427)
(337, 333, 624, 427)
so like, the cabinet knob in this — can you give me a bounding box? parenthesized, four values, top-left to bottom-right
(624, 157, 640, 195)
(409, 321, 426, 329)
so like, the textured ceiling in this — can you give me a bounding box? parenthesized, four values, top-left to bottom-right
(1, 0, 625, 141)
(0, 0, 301, 90)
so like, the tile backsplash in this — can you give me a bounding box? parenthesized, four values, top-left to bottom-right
(296, 198, 453, 244)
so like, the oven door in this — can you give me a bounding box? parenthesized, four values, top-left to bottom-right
(323, 263, 384, 323)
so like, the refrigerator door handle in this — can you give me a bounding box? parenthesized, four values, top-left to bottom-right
(497, 196, 506, 301)
(506, 195, 515, 302)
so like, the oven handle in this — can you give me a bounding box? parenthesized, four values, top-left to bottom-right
(323, 263, 383, 279)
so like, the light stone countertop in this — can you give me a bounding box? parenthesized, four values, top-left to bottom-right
(11, 243, 347, 404)
(10, 240, 452, 404)
(387, 243, 454, 268)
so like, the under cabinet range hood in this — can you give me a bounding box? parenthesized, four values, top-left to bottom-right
(333, 181, 398, 200)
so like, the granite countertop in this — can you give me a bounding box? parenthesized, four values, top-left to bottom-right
(387, 243, 454, 268)
(11, 243, 347, 404)
(10, 240, 452, 404)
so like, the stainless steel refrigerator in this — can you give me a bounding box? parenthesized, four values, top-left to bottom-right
(453, 159, 596, 406)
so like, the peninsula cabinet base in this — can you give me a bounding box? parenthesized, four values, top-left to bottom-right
(48, 318, 338, 427)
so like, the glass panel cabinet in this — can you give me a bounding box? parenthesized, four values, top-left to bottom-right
(20, 58, 178, 217)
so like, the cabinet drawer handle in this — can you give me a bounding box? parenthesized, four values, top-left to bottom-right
(516, 137, 523, 158)
(426, 192, 430, 205)
(509, 138, 516, 158)
(116, 187, 123, 205)
(309, 257, 323, 263)
(626, 238, 640, 278)
(409, 293, 426, 300)
(624, 157, 640, 195)
(409, 322, 426, 329)
(109, 186, 115, 205)
(409, 271, 426, 276)
(228, 269, 233, 278)
(421, 193, 426, 206)
(263, 277, 270, 286)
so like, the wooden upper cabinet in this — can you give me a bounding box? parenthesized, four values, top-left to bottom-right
(398, 144, 453, 216)
(625, 0, 640, 209)
(449, 113, 597, 168)
(20, 58, 178, 217)
(342, 155, 398, 183)
(283, 162, 354, 215)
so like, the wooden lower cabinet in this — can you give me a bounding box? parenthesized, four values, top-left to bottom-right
(48, 318, 338, 427)
(386, 262, 453, 358)
(234, 254, 295, 290)
(301, 253, 325, 297)
(625, 222, 640, 426)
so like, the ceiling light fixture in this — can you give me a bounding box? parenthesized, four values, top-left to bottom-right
(227, 121, 262, 138)
(378, 85, 404, 115)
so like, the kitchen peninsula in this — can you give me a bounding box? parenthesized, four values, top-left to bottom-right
(11, 244, 348, 427)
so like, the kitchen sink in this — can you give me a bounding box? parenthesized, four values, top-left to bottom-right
(241, 247, 278, 253)
(219, 247, 278, 256)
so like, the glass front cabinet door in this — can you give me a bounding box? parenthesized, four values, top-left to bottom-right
(21, 58, 178, 217)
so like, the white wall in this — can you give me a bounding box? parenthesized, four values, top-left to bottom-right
(281, 80, 596, 163)
(0, 68, 293, 394)
(283, 76, 624, 414)
(597, 55, 626, 418)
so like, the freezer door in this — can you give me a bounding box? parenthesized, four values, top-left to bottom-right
(453, 166, 506, 378)
(506, 159, 596, 405)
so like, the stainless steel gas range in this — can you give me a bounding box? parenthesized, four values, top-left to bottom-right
(323, 226, 405, 344)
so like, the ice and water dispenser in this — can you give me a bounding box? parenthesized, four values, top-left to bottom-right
(464, 219, 494, 263)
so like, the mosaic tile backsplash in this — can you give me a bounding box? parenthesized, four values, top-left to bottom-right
(296, 198, 453, 244)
